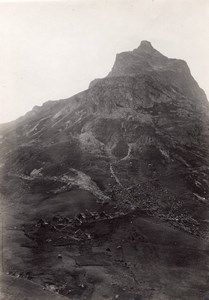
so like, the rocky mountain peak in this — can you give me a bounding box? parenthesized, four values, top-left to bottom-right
(133, 40, 168, 59)
(107, 40, 174, 77)
(90, 41, 202, 104)
(136, 40, 156, 52)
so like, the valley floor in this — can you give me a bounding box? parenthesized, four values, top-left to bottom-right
(1, 190, 209, 300)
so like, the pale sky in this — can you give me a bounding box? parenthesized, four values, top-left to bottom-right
(0, 0, 209, 123)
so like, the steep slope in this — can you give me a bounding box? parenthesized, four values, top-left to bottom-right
(0, 41, 209, 299)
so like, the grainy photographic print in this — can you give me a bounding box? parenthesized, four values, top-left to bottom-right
(0, 0, 209, 299)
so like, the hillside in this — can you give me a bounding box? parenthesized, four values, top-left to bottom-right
(0, 41, 209, 299)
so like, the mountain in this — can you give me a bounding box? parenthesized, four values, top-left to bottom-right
(0, 41, 209, 299)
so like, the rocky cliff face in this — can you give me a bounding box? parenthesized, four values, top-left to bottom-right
(0, 41, 209, 299)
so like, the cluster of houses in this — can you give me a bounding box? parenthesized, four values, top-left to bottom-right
(35, 209, 126, 231)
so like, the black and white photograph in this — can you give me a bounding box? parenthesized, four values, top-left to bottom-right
(0, 0, 209, 299)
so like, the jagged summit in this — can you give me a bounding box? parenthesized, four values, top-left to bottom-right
(107, 40, 180, 77)
(139, 40, 153, 47)
(136, 40, 156, 52)
(133, 40, 167, 58)
(89, 41, 199, 102)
